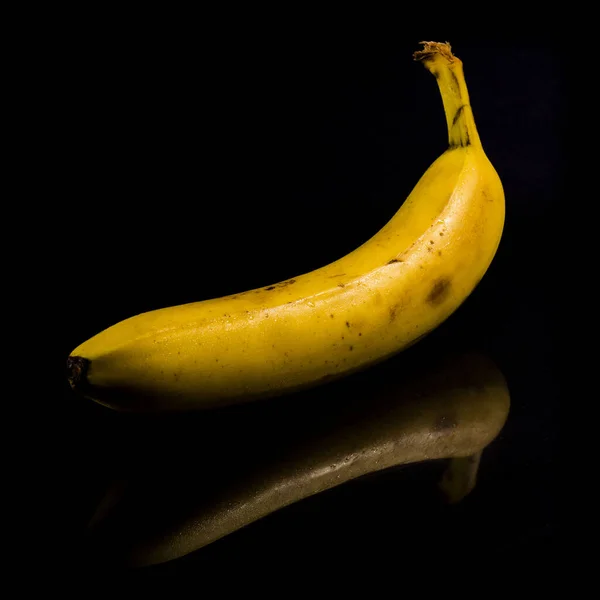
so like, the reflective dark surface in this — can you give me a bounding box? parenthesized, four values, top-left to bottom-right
(83, 352, 509, 569)
(53, 31, 560, 578)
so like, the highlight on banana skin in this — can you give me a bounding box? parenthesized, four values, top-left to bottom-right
(84, 352, 511, 569)
(66, 41, 505, 413)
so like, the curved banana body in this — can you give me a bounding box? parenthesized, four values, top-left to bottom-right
(68, 42, 505, 411)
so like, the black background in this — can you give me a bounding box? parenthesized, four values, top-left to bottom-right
(53, 24, 561, 580)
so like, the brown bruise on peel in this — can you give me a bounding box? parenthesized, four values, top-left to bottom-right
(264, 278, 297, 292)
(426, 277, 452, 306)
(245, 278, 298, 295)
(481, 188, 493, 203)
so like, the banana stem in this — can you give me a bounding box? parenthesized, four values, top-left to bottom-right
(414, 41, 482, 150)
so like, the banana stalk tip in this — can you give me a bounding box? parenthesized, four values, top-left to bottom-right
(413, 41, 456, 63)
(66, 355, 89, 391)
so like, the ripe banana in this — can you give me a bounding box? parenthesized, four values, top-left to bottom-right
(67, 42, 505, 411)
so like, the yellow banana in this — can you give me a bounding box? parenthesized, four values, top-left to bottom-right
(67, 42, 505, 411)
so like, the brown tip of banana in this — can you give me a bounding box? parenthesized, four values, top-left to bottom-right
(66, 356, 89, 391)
(413, 41, 455, 63)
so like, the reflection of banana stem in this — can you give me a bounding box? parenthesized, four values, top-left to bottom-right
(439, 451, 482, 504)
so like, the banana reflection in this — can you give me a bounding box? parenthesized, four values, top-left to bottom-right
(86, 352, 510, 568)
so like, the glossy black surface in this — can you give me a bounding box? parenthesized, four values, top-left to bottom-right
(52, 30, 561, 578)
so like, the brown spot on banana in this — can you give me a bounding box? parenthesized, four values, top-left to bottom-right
(481, 188, 493, 202)
(426, 277, 452, 306)
(264, 279, 296, 292)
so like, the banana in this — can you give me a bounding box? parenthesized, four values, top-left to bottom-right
(67, 42, 505, 411)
